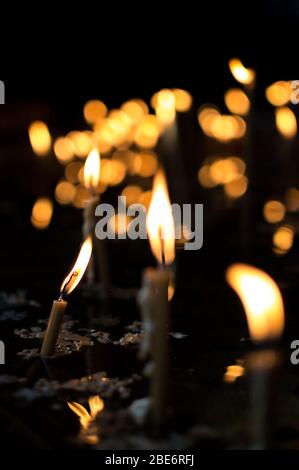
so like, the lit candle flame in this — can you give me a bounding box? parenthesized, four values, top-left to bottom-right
(147, 169, 175, 265)
(60, 236, 92, 297)
(228, 58, 255, 86)
(83, 149, 101, 191)
(226, 263, 284, 342)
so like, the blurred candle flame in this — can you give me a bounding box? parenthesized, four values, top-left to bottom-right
(84, 149, 101, 190)
(226, 264, 284, 342)
(275, 106, 297, 139)
(60, 236, 92, 296)
(229, 58, 255, 86)
(28, 121, 52, 156)
(147, 169, 175, 265)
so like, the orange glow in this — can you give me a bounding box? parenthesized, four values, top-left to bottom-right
(228, 58, 255, 86)
(31, 197, 53, 230)
(147, 169, 175, 265)
(83, 149, 101, 191)
(28, 121, 52, 156)
(209, 158, 240, 184)
(68, 395, 104, 443)
(55, 181, 76, 205)
(68, 131, 93, 158)
(210, 115, 246, 142)
(266, 81, 291, 107)
(134, 115, 160, 149)
(100, 159, 126, 186)
(275, 106, 297, 139)
(197, 105, 220, 137)
(285, 187, 299, 212)
(72, 185, 90, 209)
(226, 263, 285, 342)
(65, 162, 83, 184)
(273, 225, 294, 254)
(60, 237, 92, 296)
(224, 176, 248, 198)
(83, 100, 107, 124)
(155, 89, 176, 126)
(263, 200, 285, 224)
(172, 88, 193, 112)
(54, 137, 74, 164)
(132, 151, 158, 177)
(224, 88, 250, 115)
(224, 364, 244, 383)
(198, 165, 218, 188)
(121, 99, 148, 124)
(138, 190, 152, 210)
(121, 185, 143, 206)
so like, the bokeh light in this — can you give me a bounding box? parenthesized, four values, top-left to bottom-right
(28, 121, 52, 157)
(273, 225, 295, 254)
(31, 197, 53, 229)
(265, 81, 291, 107)
(275, 106, 297, 139)
(83, 100, 107, 124)
(223, 176, 248, 198)
(224, 88, 250, 116)
(54, 137, 74, 164)
(263, 200, 286, 224)
(55, 181, 76, 205)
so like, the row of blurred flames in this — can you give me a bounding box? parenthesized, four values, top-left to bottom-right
(28, 60, 299, 257)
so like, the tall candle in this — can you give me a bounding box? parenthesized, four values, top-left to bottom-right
(83, 149, 110, 288)
(40, 236, 92, 357)
(138, 168, 175, 434)
(226, 263, 285, 449)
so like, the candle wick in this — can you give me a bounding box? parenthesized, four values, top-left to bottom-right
(159, 227, 166, 269)
(60, 271, 79, 300)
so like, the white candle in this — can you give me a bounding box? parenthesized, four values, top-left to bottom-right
(40, 237, 92, 357)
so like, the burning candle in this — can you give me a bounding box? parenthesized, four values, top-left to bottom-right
(228, 58, 256, 259)
(83, 149, 110, 288)
(226, 263, 285, 449)
(40, 236, 92, 356)
(138, 168, 175, 434)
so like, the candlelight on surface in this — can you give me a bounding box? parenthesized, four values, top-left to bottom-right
(229, 58, 255, 86)
(31, 197, 53, 230)
(28, 121, 52, 156)
(147, 169, 175, 265)
(226, 264, 285, 342)
(68, 395, 104, 444)
(84, 149, 101, 191)
(224, 363, 245, 383)
(275, 106, 297, 139)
